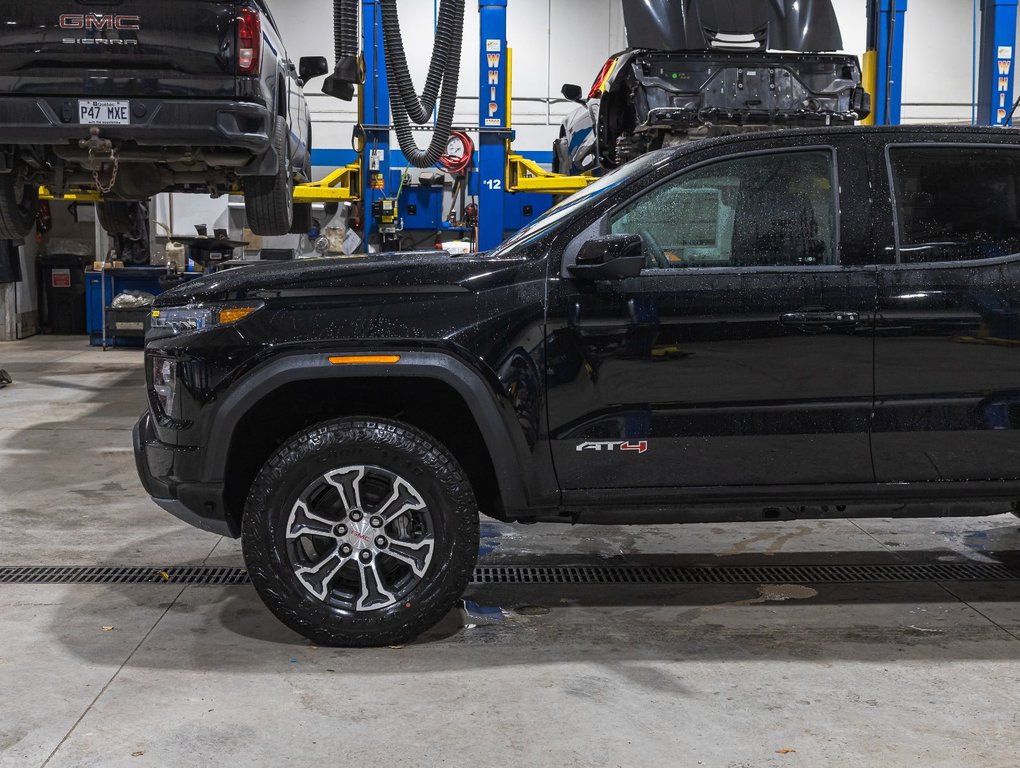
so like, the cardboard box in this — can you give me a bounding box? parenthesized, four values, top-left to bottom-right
(242, 228, 263, 253)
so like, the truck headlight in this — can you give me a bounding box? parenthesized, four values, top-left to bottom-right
(152, 357, 177, 417)
(149, 303, 263, 337)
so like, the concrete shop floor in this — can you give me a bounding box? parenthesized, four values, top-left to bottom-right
(1, 336, 1019, 768)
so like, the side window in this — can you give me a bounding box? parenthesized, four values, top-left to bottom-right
(889, 146, 1020, 263)
(610, 150, 837, 269)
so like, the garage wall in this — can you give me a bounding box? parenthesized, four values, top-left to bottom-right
(900, 0, 980, 124)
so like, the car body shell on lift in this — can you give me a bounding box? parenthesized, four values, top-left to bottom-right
(554, 0, 869, 175)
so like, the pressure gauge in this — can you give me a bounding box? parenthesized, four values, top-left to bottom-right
(445, 133, 469, 162)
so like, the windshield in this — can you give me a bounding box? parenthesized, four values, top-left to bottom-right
(489, 150, 674, 258)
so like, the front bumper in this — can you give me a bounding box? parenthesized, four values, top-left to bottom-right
(0, 96, 272, 154)
(133, 411, 236, 538)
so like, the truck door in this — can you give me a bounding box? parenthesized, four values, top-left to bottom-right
(873, 140, 1020, 481)
(545, 141, 877, 491)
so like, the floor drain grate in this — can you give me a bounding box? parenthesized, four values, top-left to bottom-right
(0, 562, 1017, 586)
(473, 563, 1020, 585)
(0, 565, 251, 586)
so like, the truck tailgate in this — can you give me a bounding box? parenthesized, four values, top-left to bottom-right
(0, 1, 241, 98)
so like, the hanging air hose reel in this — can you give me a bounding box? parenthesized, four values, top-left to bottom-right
(381, 0, 466, 168)
(322, 0, 361, 101)
(323, 0, 467, 168)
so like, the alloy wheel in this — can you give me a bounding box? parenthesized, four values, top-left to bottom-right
(284, 465, 436, 612)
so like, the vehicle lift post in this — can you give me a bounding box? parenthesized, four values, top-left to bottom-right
(356, 0, 510, 250)
(361, 0, 391, 250)
(478, 0, 509, 251)
(864, 0, 907, 126)
(349, 0, 576, 251)
(977, 0, 1019, 126)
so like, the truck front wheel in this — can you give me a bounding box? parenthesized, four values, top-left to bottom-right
(242, 417, 480, 647)
(244, 121, 295, 236)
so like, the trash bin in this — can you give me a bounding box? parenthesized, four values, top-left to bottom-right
(37, 253, 89, 335)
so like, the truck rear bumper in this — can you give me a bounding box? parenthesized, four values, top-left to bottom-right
(0, 97, 272, 155)
(134, 411, 236, 538)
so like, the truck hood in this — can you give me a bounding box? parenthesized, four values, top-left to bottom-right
(623, 0, 844, 52)
(155, 251, 525, 306)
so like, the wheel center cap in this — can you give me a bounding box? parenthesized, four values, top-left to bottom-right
(345, 520, 375, 551)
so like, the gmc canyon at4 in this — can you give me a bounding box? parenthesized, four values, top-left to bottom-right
(137, 126, 1020, 646)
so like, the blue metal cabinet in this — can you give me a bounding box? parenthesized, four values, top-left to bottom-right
(85, 268, 203, 347)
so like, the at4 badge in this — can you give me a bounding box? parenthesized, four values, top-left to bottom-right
(576, 441, 649, 454)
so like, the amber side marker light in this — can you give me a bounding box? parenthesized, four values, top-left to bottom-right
(328, 355, 402, 365)
(217, 307, 260, 325)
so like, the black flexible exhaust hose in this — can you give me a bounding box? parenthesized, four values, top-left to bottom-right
(340, 0, 359, 61)
(323, 0, 360, 101)
(381, 0, 465, 168)
(382, 0, 458, 125)
(331, 0, 343, 62)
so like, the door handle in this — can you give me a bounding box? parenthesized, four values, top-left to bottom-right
(780, 310, 860, 326)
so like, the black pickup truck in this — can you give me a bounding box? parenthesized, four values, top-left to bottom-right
(136, 125, 1020, 646)
(0, 1, 327, 238)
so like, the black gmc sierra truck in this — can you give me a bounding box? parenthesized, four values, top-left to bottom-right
(137, 125, 1020, 646)
(0, 1, 327, 238)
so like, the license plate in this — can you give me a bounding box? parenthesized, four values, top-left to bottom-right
(79, 100, 130, 125)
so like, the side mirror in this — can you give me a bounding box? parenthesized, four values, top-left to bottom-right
(299, 56, 330, 83)
(568, 234, 645, 280)
(561, 83, 586, 105)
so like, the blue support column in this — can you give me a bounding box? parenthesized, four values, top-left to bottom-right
(978, 0, 1019, 125)
(872, 0, 907, 125)
(362, 0, 391, 250)
(477, 0, 508, 251)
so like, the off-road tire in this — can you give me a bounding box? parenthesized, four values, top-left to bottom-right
(244, 120, 294, 236)
(0, 172, 38, 240)
(242, 417, 480, 647)
(95, 201, 134, 235)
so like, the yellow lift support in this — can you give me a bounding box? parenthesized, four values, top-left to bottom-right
(41, 163, 363, 206)
(504, 48, 596, 196)
(42, 153, 587, 204)
(39, 185, 102, 203)
(505, 153, 593, 195)
(293, 162, 362, 203)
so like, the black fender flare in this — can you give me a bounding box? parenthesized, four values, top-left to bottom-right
(200, 349, 546, 512)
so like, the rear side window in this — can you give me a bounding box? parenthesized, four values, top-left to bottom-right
(889, 145, 1020, 263)
(610, 150, 838, 269)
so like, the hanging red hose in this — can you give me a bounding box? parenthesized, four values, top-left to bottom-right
(438, 130, 474, 175)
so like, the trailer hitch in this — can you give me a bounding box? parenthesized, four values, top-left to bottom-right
(78, 127, 119, 195)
